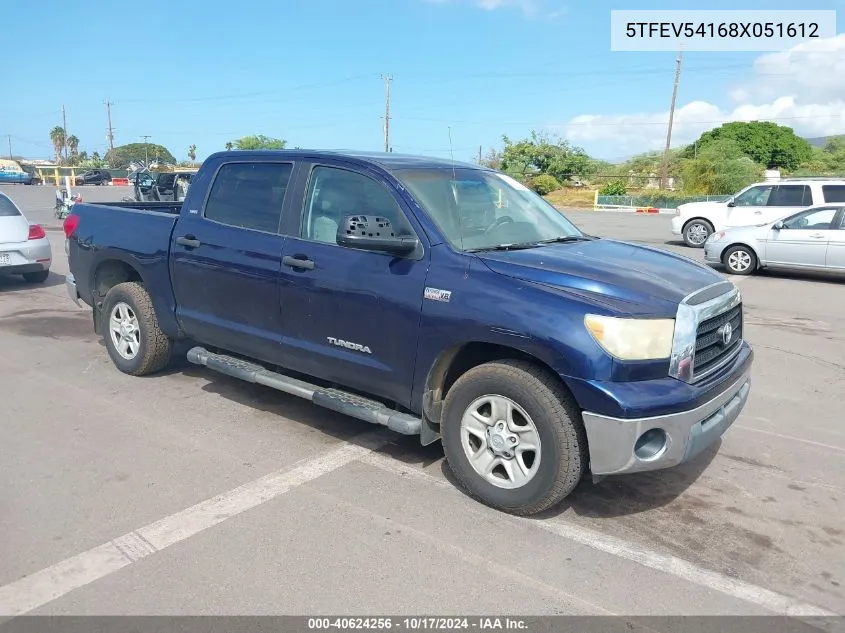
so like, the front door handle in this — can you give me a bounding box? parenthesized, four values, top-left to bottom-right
(809, 234, 827, 239)
(176, 235, 201, 248)
(283, 255, 315, 270)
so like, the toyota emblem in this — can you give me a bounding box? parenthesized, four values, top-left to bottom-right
(719, 322, 733, 346)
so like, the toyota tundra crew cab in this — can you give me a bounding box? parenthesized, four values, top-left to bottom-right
(64, 150, 753, 516)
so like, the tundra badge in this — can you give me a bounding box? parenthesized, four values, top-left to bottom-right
(327, 337, 372, 354)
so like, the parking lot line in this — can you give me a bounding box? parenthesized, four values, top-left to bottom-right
(358, 453, 839, 618)
(0, 430, 391, 617)
(734, 425, 845, 453)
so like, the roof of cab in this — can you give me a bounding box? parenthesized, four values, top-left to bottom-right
(206, 149, 488, 172)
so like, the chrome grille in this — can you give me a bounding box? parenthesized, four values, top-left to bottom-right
(692, 302, 742, 379)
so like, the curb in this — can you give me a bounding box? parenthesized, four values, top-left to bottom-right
(590, 206, 677, 215)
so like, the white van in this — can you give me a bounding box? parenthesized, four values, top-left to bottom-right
(671, 178, 845, 247)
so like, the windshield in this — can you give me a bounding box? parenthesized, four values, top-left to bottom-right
(395, 167, 584, 251)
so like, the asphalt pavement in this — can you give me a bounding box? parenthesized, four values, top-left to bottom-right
(1, 187, 843, 619)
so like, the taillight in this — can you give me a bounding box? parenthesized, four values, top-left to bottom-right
(63, 213, 80, 239)
(28, 224, 46, 240)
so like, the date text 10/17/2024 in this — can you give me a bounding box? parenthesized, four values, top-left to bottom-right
(308, 617, 528, 630)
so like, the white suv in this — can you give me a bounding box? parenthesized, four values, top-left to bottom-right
(671, 179, 845, 247)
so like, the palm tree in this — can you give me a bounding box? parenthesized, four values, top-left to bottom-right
(67, 135, 79, 160)
(188, 144, 197, 161)
(225, 142, 233, 151)
(49, 126, 66, 164)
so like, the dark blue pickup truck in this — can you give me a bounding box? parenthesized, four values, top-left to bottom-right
(64, 150, 753, 515)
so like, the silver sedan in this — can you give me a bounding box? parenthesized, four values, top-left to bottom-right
(703, 204, 845, 276)
(0, 192, 52, 283)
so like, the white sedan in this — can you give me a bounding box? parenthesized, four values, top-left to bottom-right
(703, 204, 845, 276)
(0, 192, 52, 283)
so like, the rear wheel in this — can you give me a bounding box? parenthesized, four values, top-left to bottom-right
(440, 360, 587, 516)
(22, 270, 49, 283)
(683, 219, 713, 248)
(723, 245, 757, 275)
(101, 281, 173, 376)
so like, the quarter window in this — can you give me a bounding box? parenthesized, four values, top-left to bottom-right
(204, 162, 292, 233)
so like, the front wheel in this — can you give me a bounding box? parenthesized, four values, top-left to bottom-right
(440, 360, 588, 516)
(101, 281, 173, 376)
(683, 219, 713, 248)
(723, 245, 757, 275)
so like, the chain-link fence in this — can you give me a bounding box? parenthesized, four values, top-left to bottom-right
(596, 193, 731, 211)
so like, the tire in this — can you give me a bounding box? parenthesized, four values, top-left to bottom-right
(100, 281, 173, 376)
(682, 219, 713, 248)
(722, 244, 757, 276)
(440, 360, 588, 516)
(22, 270, 49, 283)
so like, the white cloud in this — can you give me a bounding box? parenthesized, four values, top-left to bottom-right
(561, 34, 845, 151)
(424, 0, 563, 19)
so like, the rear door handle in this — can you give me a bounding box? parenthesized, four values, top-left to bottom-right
(283, 255, 315, 270)
(176, 235, 201, 248)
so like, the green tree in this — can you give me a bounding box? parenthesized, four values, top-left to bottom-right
(106, 143, 176, 167)
(680, 139, 761, 195)
(230, 135, 286, 150)
(49, 126, 66, 164)
(682, 121, 812, 171)
(500, 131, 592, 183)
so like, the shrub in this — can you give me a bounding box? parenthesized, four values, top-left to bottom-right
(530, 174, 561, 195)
(599, 180, 627, 195)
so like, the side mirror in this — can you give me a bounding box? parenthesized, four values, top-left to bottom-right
(336, 215, 420, 256)
(773, 220, 784, 230)
(726, 199, 736, 207)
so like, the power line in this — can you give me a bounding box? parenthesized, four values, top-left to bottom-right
(661, 46, 683, 189)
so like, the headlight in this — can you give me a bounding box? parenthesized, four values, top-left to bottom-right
(709, 231, 726, 242)
(584, 315, 675, 361)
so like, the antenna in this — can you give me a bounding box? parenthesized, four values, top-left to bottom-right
(448, 126, 465, 251)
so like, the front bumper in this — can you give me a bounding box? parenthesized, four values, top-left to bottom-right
(582, 359, 752, 476)
(66, 273, 82, 306)
(703, 239, 727, 263)
(671, 215, 683, 236)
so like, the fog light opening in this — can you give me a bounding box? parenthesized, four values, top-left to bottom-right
(634, 428, 668, 462)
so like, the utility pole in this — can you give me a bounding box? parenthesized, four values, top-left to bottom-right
(660, 46, 683, 190)
(141, 135, 151, 165)
(381, 74, 392, 153)
(104, 101, 115, 153)
(61, 105, 68, 161)
(478, 146, 482, 164)
(6, 135, 12, 160)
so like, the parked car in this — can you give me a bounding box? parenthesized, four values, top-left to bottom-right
(0, 160, 33, 185)
(74, 169, 112, 186)
(64, 149, 753, 516)
(704, 204, 845, 275)
(672, 178, 845, 247)
(0, 192, 52, 283)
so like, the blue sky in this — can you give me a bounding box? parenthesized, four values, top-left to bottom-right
(3, 0, 844, 163)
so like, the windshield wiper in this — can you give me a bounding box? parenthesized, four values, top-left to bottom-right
(465, 242, 541, 252)
(535, 235, 594, 245)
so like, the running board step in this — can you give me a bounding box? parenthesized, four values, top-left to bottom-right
(186, 346, 421, 436)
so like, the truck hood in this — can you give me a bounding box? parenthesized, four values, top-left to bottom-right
(476, 238, 725, 312)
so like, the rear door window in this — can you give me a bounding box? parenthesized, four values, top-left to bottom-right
(768, 185, 812, 206)
(822, 185, 845, 203)
(204, 162, 293, 234)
